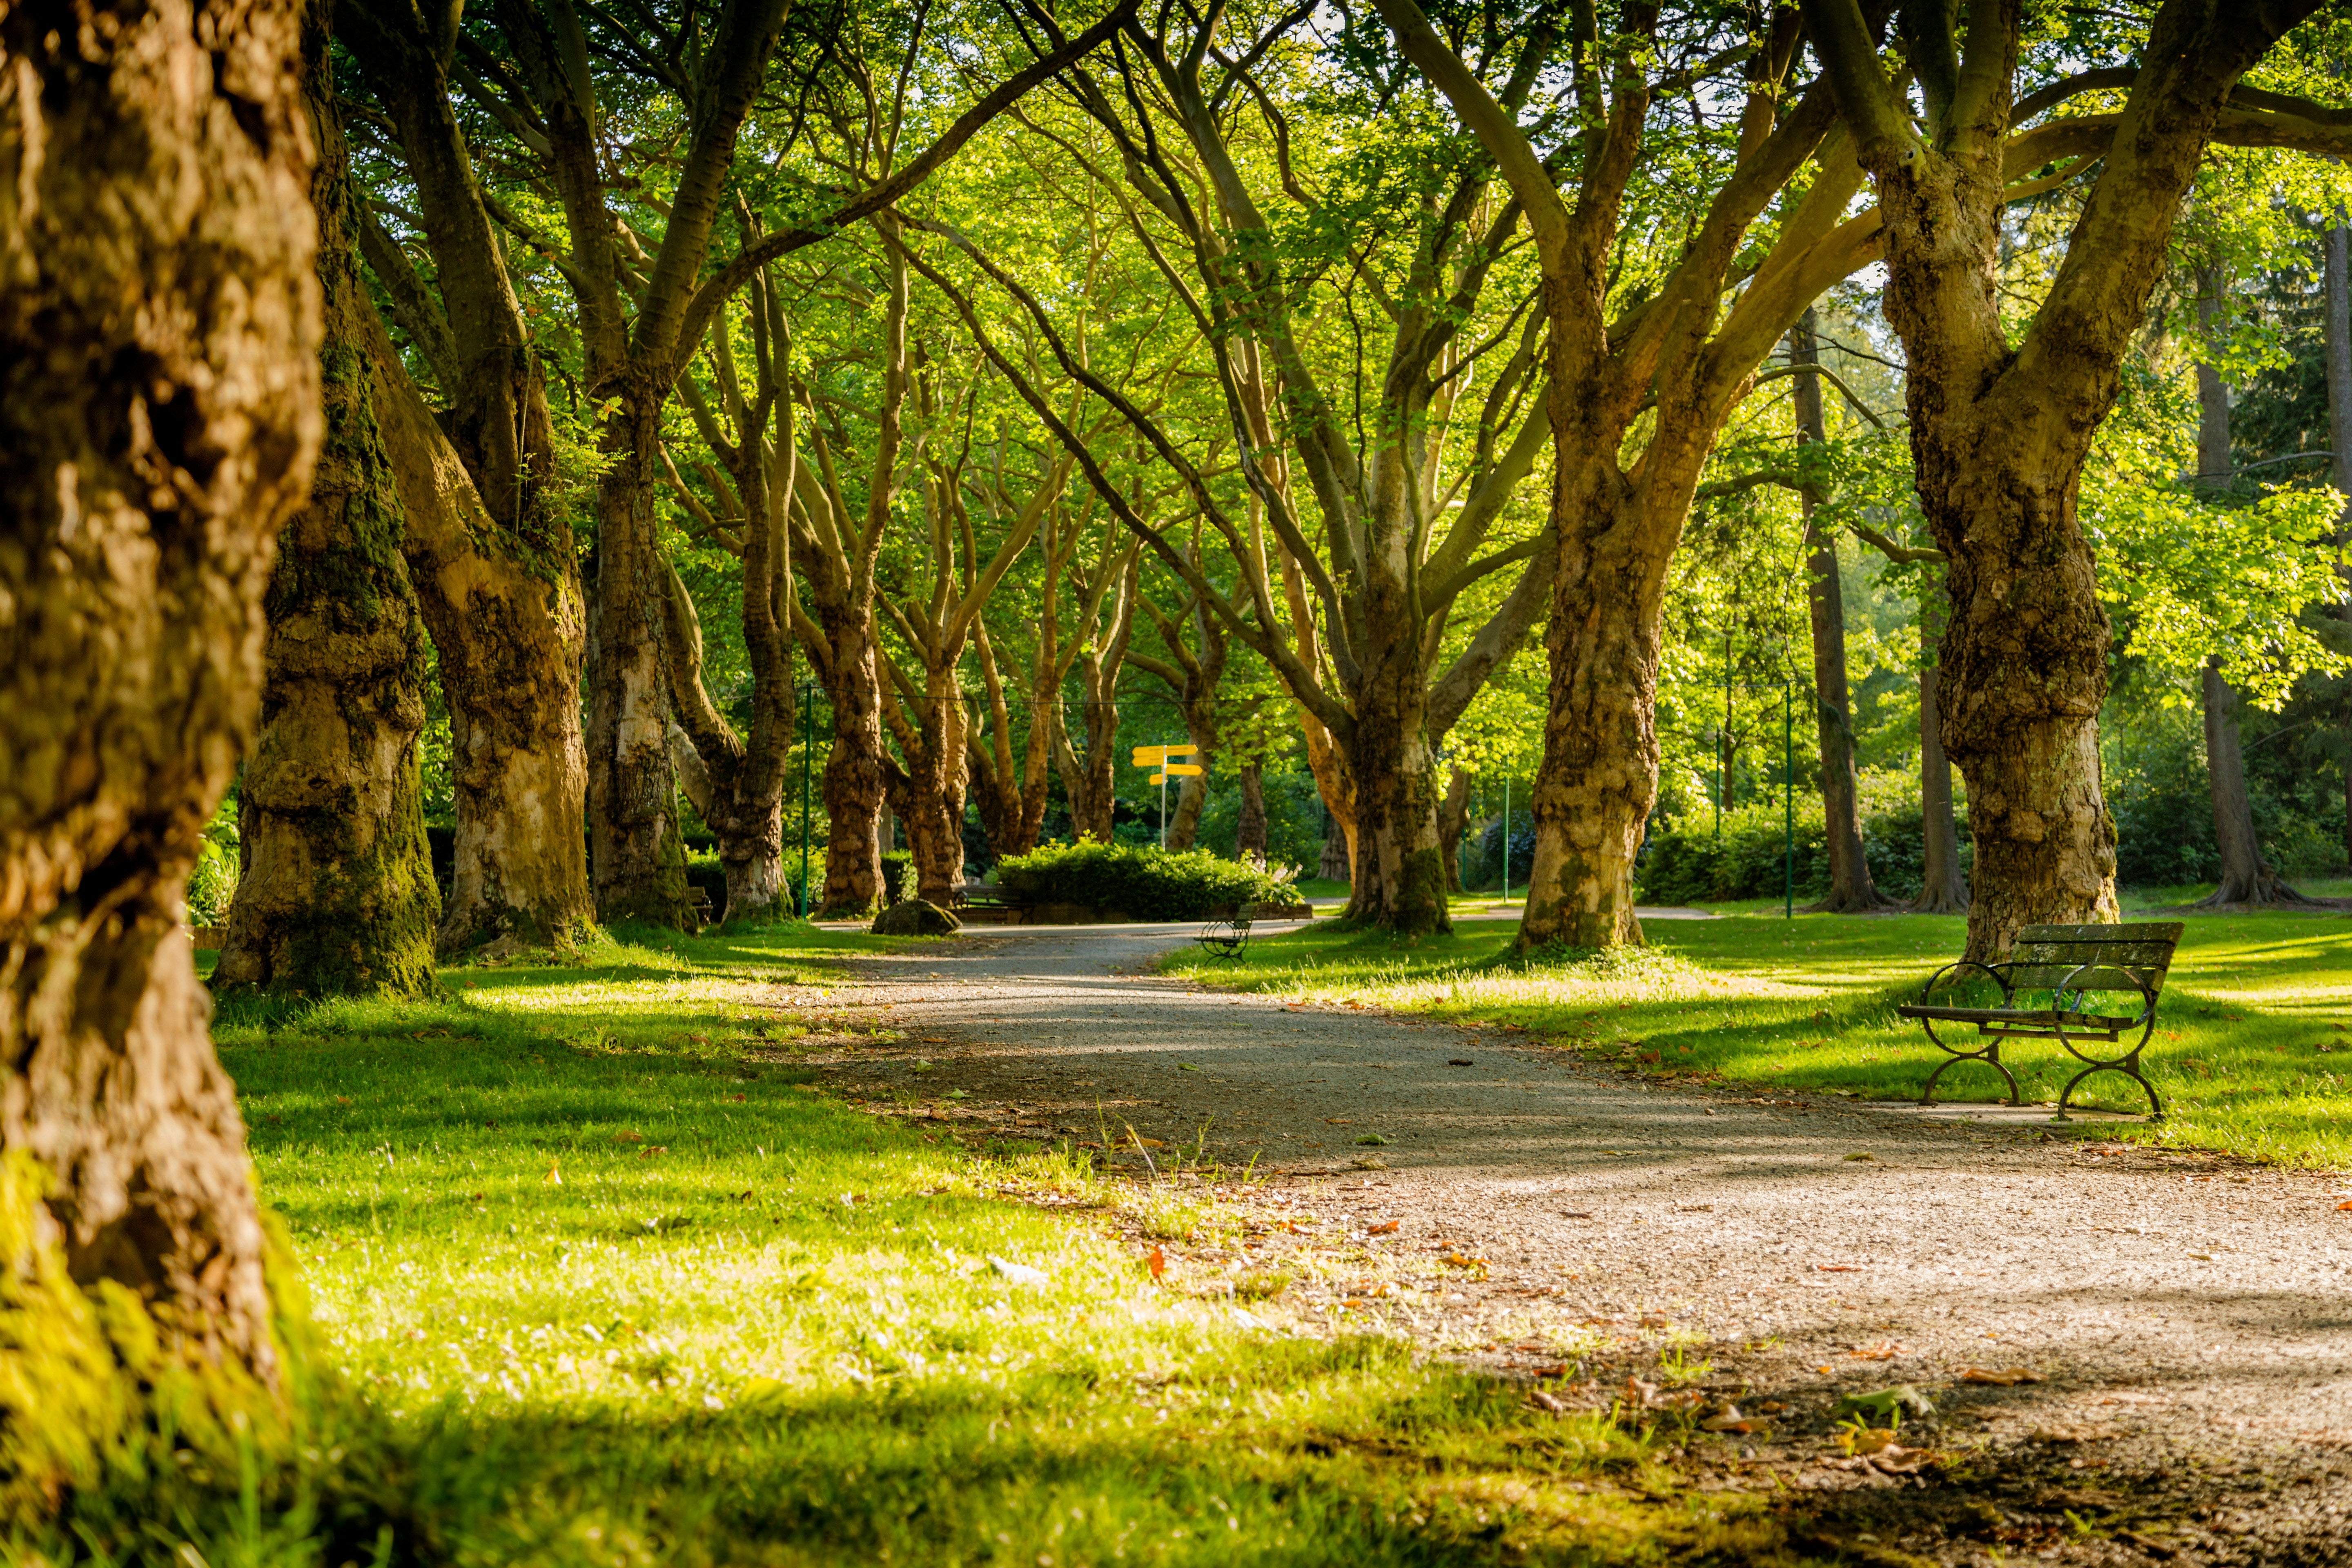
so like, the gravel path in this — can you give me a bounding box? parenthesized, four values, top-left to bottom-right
(812, 922, 2352, 1564)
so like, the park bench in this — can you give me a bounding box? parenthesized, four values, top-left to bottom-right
(949, 884, 1034, 924)
(1897, 922, 2183, 1121)
(1195, 899, 1312, 958)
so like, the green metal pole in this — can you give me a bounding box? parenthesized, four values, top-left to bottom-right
(798, 684, 813, 917)
(1783, 682, 1794, 919)
(1501, 773, 1510, 904)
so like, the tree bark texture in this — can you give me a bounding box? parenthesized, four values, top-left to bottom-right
(1792, 310, 1889, 912)
(2331, 223, 2352, 870)
(1437, 766, 1473, 893)
(216, 38, 438, 998)
(1914, 585, 1971, 913)
(1236, 760, 1268, 865)
(0, 0, 319, 1392)
(1319, 814, 1352, 882)
(341, 3, 592, 956)
(587, 403, 694, 927)
(365, 321, 593, 953)
(811, 593, 887, 917)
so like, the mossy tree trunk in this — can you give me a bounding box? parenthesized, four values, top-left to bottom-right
(216, 39, 439, 998)
(0, 0, 319, 1390)
(1236, 760, 1269, 864)
(338, 3, 594, 956)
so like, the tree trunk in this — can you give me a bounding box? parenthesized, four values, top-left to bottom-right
(365, 322, 593, 954)
(891, 671, 971, 904)
(1437, 766, 1473, 893)
(1791, 310, 1889, 913)
(1236, 760, 1268, 865)
(813, 597, 887, 918)
(2195, 661, 2306, 906)
(586, 401, 693, 928)
(1913, 586, 1971, 913)
(341, 3, 594, 958)
(2186, 282, 2302, 908)
(1516, 482, 1682, 950)
(0, 0, 318, 1396)
(2328, 222, 2352, 871)
(1340, 655, 1450, 933)
(1319, 813, 1352, 882)
(217, 48, 438, 997)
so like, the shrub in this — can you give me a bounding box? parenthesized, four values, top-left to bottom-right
(1636, 767, 1969, 904)
(990, 840, 1295, 920)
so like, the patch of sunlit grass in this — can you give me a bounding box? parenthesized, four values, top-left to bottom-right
(58, 922, 1740, 1566)
(1168, 909, 2352, 1169)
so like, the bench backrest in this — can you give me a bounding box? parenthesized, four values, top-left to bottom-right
(2005, 922, 2184, 996)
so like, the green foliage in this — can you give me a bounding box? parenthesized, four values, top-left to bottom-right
(992, 840, 1295, 920)
(1637, 771, 1963, 904)
(184, 796, 240, 927)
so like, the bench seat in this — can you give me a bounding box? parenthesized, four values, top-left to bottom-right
(1895, 1004, 2140, 1033)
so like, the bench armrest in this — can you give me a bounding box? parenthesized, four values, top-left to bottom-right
(1921, 959, 2012, 1005)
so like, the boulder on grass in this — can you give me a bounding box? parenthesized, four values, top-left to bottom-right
(871, 898, 960, 936)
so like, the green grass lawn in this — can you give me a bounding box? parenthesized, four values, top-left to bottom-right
(1163, 909, 2352, 1170)
(55, 924, 1780, 1566)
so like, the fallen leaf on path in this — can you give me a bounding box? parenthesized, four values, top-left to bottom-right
(1323, 1118, 1352, 1125)
(1621, 1377, 1659, 1408)
(2337, 1200, 2352, 1212)
(1530, 1389, 1570, 1413)
(1849, 1342, 1907, 1360)
(1448, 1058, 1474, 1066)
(1961, 1367, 2042, 1386)
(1369, 1220, 1399, 1234)
(1355, 1135, 1388, 1146)
(543, 1161, 562, 1186)
(1439, 1252, 1488, 1270)
(1146, 1245, 1165, 1281)
(1815, 1263, 1862, 1273)
(1179, 1063, 1201, 1072)
(1844, 1152, 1877, 1163)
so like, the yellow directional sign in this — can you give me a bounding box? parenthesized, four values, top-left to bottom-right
(1131, 744, 1198, 765)
(1161, 763, 1205, 777)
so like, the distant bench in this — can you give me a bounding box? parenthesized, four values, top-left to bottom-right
(1195, 900, 1312, 958)
(1897, 922, 2184, 1120)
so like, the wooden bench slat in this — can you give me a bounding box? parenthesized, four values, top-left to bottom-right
(2003, 964, 2165, 993)
(1897, 1004, 2140, 1029)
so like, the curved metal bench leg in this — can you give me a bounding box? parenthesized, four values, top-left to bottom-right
(1918, 1032, 2021, 1107)
(2057, 1056, 2163, 1123)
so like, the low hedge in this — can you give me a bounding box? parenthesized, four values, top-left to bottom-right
(989, 841, 1295, 922)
